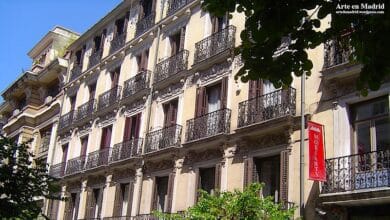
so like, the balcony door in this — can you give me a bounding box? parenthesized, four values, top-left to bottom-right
(100, 125, 112, 149)
(89, 83, 96, 100)
(140, 0, 155, 18)
(123, 113, 141, 141)
(197, 164, 222, 197)
(111, 67, 121, 88)
(211, 15, 228, 34)
(113, 182, 134, 217)
(80, 136, 88, 157)
(169, 27, 186, 56)
(62, 144, 68, 163)
(137, 49, 149, 72)
(163, 99, 178, 127)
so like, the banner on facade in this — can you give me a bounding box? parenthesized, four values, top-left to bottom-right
(308, 121, 326, 181)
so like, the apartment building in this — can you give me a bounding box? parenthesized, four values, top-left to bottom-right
(0, 26, 79, 212)
(0, 0, 388, 220)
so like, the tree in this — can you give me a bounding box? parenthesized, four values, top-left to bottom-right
(202, 0, 390, 95)
(156, 183, 294, 219)
(0, 135, 61, 219)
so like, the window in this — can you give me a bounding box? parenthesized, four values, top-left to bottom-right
(123, 113, 141, 141)
(114, 14, 128, 37)
(93, 36, 102, 52)
(100, 126, 112, 149)
(169, 27, 186, 56)
(69, 95, 76, 111)
(136, 49, 149, 71)
(211, 15, 228, 33)
(113, 183, 134, 216)
(75, 45, 86, 65)
(153, 176, 169, 212)
(80, 136, 88, 157)
(18, 96, 27, 109)
(111, 67, 121, 88)
(351, 97, 389, 154)
(253, 156, 280, 202)
(163, 99, 178, 127)
(88, 83, 96, 100)
(140, 0, 155, 18)
(86, 188, 103, 218)
(199, 167, 215, 194)
(64, 192, 80, 220)
(62, 144, 68, 163)
(195, 77, 228, 117)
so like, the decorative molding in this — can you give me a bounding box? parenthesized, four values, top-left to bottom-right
(144, 159, 174, 174)
(193, 61, 232, 86)
(112, 169, 135, 183)
(87, 175, 106, 187)
(123, 99, 146, 116)
(130, 38, 153, 56)
(66, 181, 82, 192)
(162, 16, 189, 37)
(105, 58, 123, 72)
(184, 148, 223, 166)
(76, 122, 93, 137)
(65, 84, 80, 97)
(96, 112, 117, 128)
(153, 81, 184, 102)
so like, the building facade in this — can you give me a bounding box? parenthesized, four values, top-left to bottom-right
(1, 0, 389, 220)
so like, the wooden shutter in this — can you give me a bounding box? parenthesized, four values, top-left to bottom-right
(221, 77, 228, 108)
(85, 188, 94, 219)
(134, 113, 142, 138)
(126, 182, 135, 216)
(170, 102, 178, 126)
(243, 157, 254, 188)
(151, 178, 158, 211)
(194, 170, 201, 203)
(96, 189, 103, 218)
(73, 193, 80, 220)
(249, 80, 263, 99)
(179, 27, 186, 51)
(80, 137, 88, 156)
(123, 117, 133, 141)
(170, 36, 177, 56)
(140, 50, 149, 71)
(280, 150, 289, 204)
(63, 192, 72, 220)
(111, 70, 120, 88)
(195, 87, 206, 117)
(211, 16, 218, 34)
(214, 163, 222, 190)
(62, 144, 68, 163)
(105, 126, 112, 148)
(113, 183, 123, 216)
(166, 172, 176, 213)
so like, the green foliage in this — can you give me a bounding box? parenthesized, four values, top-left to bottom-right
(156, 183, 294, 220)
(202, 0, 390, 95)
(0, 135, 61, 219)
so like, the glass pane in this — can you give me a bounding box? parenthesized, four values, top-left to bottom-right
(375, 118, 390, 152)
(356, 122, 371, 153)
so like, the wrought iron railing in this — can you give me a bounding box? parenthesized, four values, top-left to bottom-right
(110, 33, 126, 54)
(58, 110, 74, 131)
(123, 70, 150, 99)
(88, 50, 102, 69)
(186, 108, 231, 142)
(110, 139, 142, 163)
(97, 86, 122, 112)
(85, 148, 110, 170)
(194, 25, 236, 64)
(70, 64, 82, 82)
(323, 37, 352, 69)
(322, 149, 390, 194)
(238, 87, 296, 128)
(167, 0, 193, 16)
(65, 156, 86, 175)
(49, 162, 66, 178)
(145, 124, 182, 153)
(154, 50, 189, 83)
(74, 99, 95, 123)
(135, 12, 155, 37)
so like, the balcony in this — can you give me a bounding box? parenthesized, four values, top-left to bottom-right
(88, 50, 102, 69)
(69, 64, 82, 82)
(122, 70, 150, 101)
(322, 150, 390, 194)
(65, 156, 86, 175)
(194, 25, 236, 65)
(85, 148, 110, 170)
(135, 12, 155, 37)
(58, 110, 74, 132)
(167, 0, 194, 16)
(49, 162, 66, 178)
(237, 88, 296, 128)
(144, 124, 182, 154)
(324, 38, 352, 69)
(110, 33, 126, 54)
(186, 108, 231, 142)
(97, 86, 121, 114)
(74, 99, 95, 125)
(110, 139, 142, 163)
(154, 50, 189, 84)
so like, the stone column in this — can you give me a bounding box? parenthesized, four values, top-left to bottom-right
(57, 185, 67, 220)
(77, 179, 89, 219)
(132, 166, 143, 216)
(101, 173, 114, 218)
(171, 157, 183, 213)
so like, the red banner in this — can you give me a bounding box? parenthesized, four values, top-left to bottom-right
(308, 121, 326, 181)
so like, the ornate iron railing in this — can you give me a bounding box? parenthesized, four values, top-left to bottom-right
(97, 86, 122, 112)
(154, 50, 189, 83)
(194, 25, 236, 64)
(110, 33, 126, 54)
(135, 12, 155, 37)
(88, 49, 102, 69)
(49, 162, 66, 178)
(123, 70, 150, 99)
(70, 64, 82, 82)
(85, 148, 110, 170)
(145, 125, 182, 153)
(74, 99, 95, 123)
(186, 108, 231, 142)
(167, 0, 193, 16)
(322, 149, 390, 194)
(323, 37, 352, 69)
(65, 156, 86, 175)
(238, 87, 296, 128)
(58, 110, 74, 131)
(110, 139, 142, 163)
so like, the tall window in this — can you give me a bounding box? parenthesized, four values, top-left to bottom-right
(140, 0, 155, 18)
(69, 95, 76, 111)
(123, 113, 141, 141)
(86, 188, 103, 219)
(195, 77, 228, 117)
(198, 164, 221, 196)
(64, 192, 80, 220)
(253, 156, 280, 202)
(111, 67, 121, 88)
(211, 15, 228, 33)
(114, 14, 128, 37)
(80, 136, 88, 157)
(352, 97, 389, 154)
(163, 99, 178, 127)
(136, 49, 149, 71)
(153, 176, 169, 212)
(100, 125, 112, 149)
(113, 182, 134, 217)
(169, 27, 186, 56)
(89, 83, 96, 100)
(62, 144, 68, 163)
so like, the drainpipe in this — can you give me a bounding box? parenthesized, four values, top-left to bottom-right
(300, 73, 306, 218)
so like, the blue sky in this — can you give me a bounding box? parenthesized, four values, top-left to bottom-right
(0, 0, 122, 102)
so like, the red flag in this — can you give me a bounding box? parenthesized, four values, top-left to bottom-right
(308, 121, 326, 181)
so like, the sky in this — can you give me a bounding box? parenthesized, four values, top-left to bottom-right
(0, 0, 122, 102)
